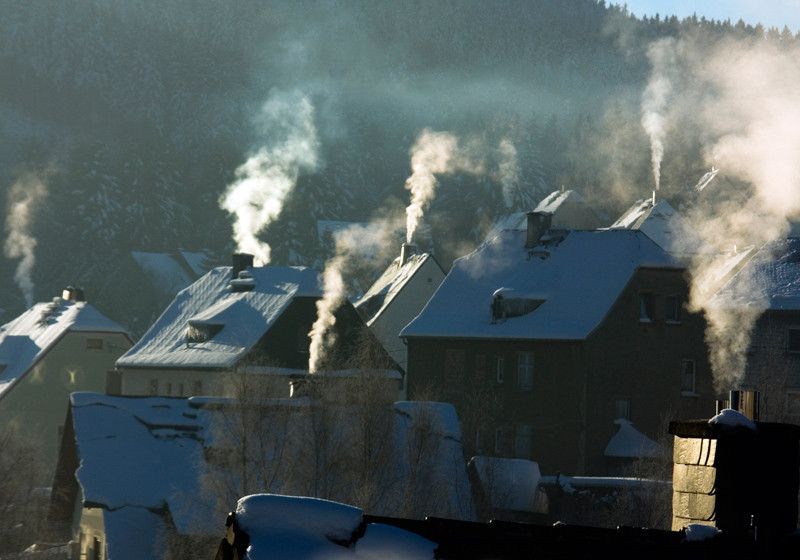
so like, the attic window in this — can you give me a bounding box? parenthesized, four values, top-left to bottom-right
(187, 322, 224, 343)
(491, 290, 544, 323)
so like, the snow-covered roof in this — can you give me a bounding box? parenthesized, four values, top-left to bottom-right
(485, 190, 602, 243)
(354, 252, 441, 324)
(609, 198, 709, 259)
(130, 251, 198, 296)
(234, 494, 437, 560)
(604, 419, 662, 458)
(468, 457, 544, 512)
(0, 299, 128, 399)
(68, 392, 472, 546)
(535, 189, 584, 214)
(116, 265, 321, 369)
(401, 229, 683, 340)
(710, 238, 800, 311)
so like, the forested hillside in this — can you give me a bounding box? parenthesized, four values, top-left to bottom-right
(1, 0, 795, 333)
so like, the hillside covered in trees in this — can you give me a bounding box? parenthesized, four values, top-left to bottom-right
(1, 0, 797, 333)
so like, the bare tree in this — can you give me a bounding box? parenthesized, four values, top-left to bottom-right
(0, 427, 46, 556)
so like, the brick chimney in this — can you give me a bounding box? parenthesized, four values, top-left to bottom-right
(400, 243, 416, 265)
(525, 212, 552, 248)
(231, 253, 254, 281)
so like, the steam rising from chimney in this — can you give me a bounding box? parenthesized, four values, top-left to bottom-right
(308, 221, 395, 373)
(3, 172, 48, 308)
(219, 90, 319, 265)
(404, 129, 485, 244)
(497, 138, 520, 209)
(648, 35, 800, 391)
(641, 37, 676, 191)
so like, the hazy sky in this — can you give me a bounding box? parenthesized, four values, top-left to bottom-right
(617, 0, 800, 32)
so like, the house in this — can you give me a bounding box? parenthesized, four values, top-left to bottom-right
(400, 212, 716, 476)
(92, 249, 216, 338)
(0, 288, 132, 485)
(113, 254, 400, 399)
(48, 392, 475, 560)
(354, 243, 446, 393)
(485, 189, 606, 242)
(707, 237, 800, 420)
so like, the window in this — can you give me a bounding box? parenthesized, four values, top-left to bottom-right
(193, 380, 203, 396)
(86, 338, 103, 350)
(149, 379, 158, 396)
(187, 322, 223, 343)
(514, 423, 532, 459)
(665, 295, 681, 323)
(681, 360, 697, 394)
(494, 428, 506, 455)
(474, 354, 487, 384)
(165, 382, 172, 396)
(496, 357, 505, 384)
(614, 397, 631, 420)
(788, 328, 800, 353)
(297, 325, 311, 354)
(640, 293, 655, 322)
(517, 352, 534, 389)
(444, 349, 466, 385)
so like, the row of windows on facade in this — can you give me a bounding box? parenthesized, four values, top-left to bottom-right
(148, 378, 203, 397)
(448, 351, 698, 395)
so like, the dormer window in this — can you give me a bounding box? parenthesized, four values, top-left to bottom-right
(491, 289, 545, 323)
(187, 321, 223, 343)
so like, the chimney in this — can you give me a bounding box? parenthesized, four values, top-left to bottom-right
(231, 253, 254, 281)
(400, 243, 416, 265)
(525, 211, 552, 248)
(62, 285, 85, 302)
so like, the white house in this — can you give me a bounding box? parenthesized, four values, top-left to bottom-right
(0, 288, 132, 485)
(354, 243, 446, 393)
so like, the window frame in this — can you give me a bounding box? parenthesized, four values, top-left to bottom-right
(665, 294, 681, 323)
(495, 356, 505, 384)
(681, 359, 697, 395)
(514, 422, 532, 459)
(614, 397, 631, 421)
(516, 352, 534, 389)
(639, 292, 655, 323)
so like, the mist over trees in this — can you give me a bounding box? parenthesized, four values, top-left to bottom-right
(1, 0, 795, 328)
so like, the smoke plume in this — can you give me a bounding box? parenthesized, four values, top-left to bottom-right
(640, 37, 676, 191)
(220, 90, 319, 265)
(649, 35, 800, 391)
(3, 172, 48, 308)
(308, 221, 398, 373)
(496, 138, 520, 209)
(404, 129, 485, 244)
